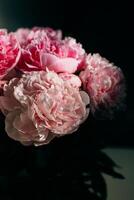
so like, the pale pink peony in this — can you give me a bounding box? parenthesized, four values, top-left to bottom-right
(17, 29, 85, 73)
(80, 54, 126, 113)
(59, 73, 82, 88)
(0, 29, 21, 80)
(0, 71, 89, 146)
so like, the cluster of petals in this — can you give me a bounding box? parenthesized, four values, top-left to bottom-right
(0, 29, 21, 79)
(16, 28, 85, 73)
(0, 27, 126, 145)
(0, 71, 89, 145)
(80, 54, 126, 112)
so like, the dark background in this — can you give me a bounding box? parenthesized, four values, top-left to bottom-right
(0, 0, 133, 146)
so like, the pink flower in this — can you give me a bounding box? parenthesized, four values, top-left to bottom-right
(15, 27, 62, 47)
(15, 28, 30, 47)
(32, 27, 62, 40)
(0, 29, 21, 80)
(80, 54, 126, 113)
(59, 73, 82, 88)
(0, 71, 89, 146)
(17, 29, 85, 73)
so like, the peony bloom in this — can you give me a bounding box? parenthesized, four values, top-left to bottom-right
(80, 54, 126, 115)
(59, 73, 82, 88)
(15, 27, 62, 48)
(17, 28, 85, 73)
(32, 27, 62, 40)
(0, 71, 89, 146)
(41, 37, 85, 73)
(0, 29, 21, 80)
(15, 28, 30, 47)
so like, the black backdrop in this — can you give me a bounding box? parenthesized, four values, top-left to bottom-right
(0, 0, 133, 146)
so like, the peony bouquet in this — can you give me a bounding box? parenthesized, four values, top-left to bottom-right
(0, 27, 125, 146)
(0, 27, 126, 199)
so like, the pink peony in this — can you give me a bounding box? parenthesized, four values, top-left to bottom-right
(15, 28, 30, 47)
(59, 73, 82, 88)
(17, 29, 85, 73)
(15, 27, 62, 48)
(32, 27, 62, 40)
(0, 29, 21, 80)
(80, 54, 126, 113)
(0, 71, 89, 146)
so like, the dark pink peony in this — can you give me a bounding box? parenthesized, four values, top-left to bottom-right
(0, 29, 21, 80)
(17, 28, 85, 73)
(0, 71, 89, 146)
(80, 54, 126, 113)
